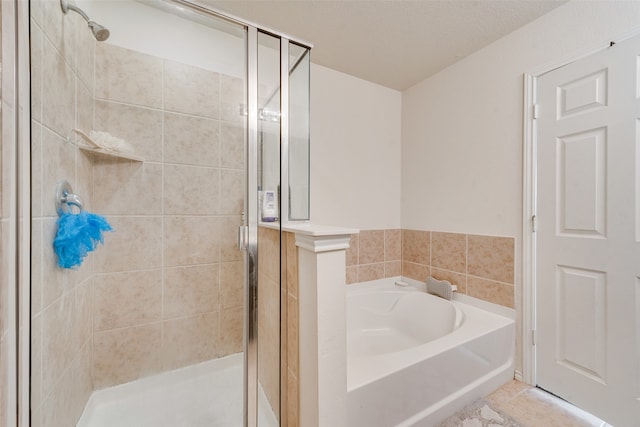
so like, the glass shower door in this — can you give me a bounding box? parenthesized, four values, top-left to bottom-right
(29, 1, 250, 425)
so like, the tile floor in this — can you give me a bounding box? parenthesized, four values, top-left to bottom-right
(485, 380, 612, 427)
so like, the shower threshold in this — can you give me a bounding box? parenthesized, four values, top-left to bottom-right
(77, 353, 277, 427)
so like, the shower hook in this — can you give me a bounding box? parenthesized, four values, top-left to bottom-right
(55, 180, 84, 216)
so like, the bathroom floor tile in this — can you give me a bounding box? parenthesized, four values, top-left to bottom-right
(484, 381, 607, 427)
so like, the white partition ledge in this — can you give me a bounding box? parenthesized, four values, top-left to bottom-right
(289, 223, 357, 427)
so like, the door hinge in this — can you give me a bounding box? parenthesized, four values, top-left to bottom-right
(532, 329, 537, 346)
(532, 104, 540, 119)
(531, 214, 537, 232)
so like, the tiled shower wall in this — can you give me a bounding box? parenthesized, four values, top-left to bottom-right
(30, 2, 96, 426)
(346, 229, 515, 308)
(30, 4, 246, 424)
(90, 43, 245, 388)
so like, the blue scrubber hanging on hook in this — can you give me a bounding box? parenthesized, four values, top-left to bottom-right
(54, 211, 112, 269)
(53, 180, 113, 269)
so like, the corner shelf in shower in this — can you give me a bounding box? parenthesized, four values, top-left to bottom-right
(78, 145, 144, 162)
(73, 128, 143, 162)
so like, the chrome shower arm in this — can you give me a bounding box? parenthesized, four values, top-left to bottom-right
(60, 0, 110, 41)
(60, 0, 89, 22)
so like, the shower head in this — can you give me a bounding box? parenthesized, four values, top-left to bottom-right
(60, 0, 110, 42)
(88, 21, 110, 42)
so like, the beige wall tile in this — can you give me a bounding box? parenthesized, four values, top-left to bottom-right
(94, 216, 162, 273)
(31, 0, 44, 29)
(220, 122, 244, 169)
(219, 169, 243, 215)
(76, 150, 94, 213)
(76, 14, 95, 92)
(163, 264, 220, 319)
(345, 234, 358, 267)
(220, 75, 244, 123)
(41, 292, 77, 397)
(41, 128, 75, 218)
(30, 314, 43, 410)
(468, 234, 514, 284)
(94, 270, 162, 331)
(287, 369, 299, 427)
(95, 43, 162, 108)
(41, 218, 71, 308)
(41, 0, 77, 68)
(285, 232, 299, 297)
(42, 38, 75, 137)
(76, 80, 93, 139)
(359, 230, 384, 264)
(164, 112, 219, 167)
(430, 267, 467, 294)
(402, 229, 430, 265)
(164, 60, 220, 118)
(385, 260, 402, 277)
(220, 215, 242, 262)
(402, 261, 430, 282)
(73, 279, 93, 351)
(162, 313, 220, 370)
(93, 323, 163, 389)
(1, 108, 10, 220)
(346, 266, 358, 285)
(467, 276, 514, 308)
(257, 272, 280, 413)
(258, 226, 280, 282)
(94, 100, 163, 162)
(164, 216, 220, 267)
(42, 342, 92, 427)
(164, 164, 219, 215)
(30, 23, 43, 123)
(93, 161, 162, 215)
(431, 232, 466, 273)
(219, 306, 243, 356)
(385, 229, 401, 261)
(31, 220, 43, 314)
(220, 261, 243, 309)
(358, 263, 384, 282)
(287, 294, 298, 377)
(30, 123, 43, 218)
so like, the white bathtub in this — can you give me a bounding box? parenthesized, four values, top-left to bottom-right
(347, 277, 515, 427)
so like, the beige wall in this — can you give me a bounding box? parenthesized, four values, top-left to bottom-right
(401, 0, 640, 373)
(310, 64, 402, 230)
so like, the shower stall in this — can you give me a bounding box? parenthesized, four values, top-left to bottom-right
(20, 0, 311, 425)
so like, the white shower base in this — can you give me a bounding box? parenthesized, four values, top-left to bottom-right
(77, 353, 278, 427)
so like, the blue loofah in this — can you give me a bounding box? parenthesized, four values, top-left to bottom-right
(53, 211, 113, 269)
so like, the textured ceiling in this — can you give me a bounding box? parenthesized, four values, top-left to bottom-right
(205, 0, 567, 90)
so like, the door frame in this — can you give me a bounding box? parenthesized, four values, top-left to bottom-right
(521, 25, 640, 385)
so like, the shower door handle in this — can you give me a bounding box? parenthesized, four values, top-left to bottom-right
(237, 225, 249, 251)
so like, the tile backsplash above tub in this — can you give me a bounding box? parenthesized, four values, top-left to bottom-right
(346, 229, 515, 309)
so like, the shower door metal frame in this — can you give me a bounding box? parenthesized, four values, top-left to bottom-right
(11, 0, 312, 425)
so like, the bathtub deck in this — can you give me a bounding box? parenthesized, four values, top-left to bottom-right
(77, 353, 278, 427)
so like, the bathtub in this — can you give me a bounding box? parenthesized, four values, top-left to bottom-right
(347, 277, 515, 427)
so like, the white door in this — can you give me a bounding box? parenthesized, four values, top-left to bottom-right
(536, 35, 640, 427)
